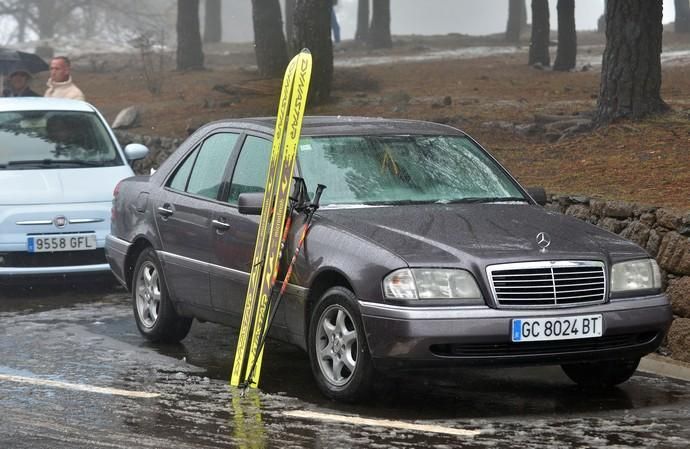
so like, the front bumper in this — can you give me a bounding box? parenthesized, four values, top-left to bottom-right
(360, 294, 672, 370)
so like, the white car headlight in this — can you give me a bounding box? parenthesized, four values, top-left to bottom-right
(611, 259, 662, 293)
(383, 268, 481, 300)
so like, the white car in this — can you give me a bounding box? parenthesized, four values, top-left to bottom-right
(0, 98, 148, 282)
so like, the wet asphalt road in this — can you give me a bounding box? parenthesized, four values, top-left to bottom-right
(1, 281, 689, 449)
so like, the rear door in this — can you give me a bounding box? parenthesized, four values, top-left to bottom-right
(154, 132, 240, 308)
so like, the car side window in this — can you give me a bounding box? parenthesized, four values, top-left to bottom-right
(169, 133, 239, 200)
(227, 136, 272, 205)
(168, 147, 199, 192)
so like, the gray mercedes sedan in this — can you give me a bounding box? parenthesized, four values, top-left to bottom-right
(106, 117, 672, 402)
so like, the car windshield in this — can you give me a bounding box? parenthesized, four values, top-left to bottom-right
(297, 135, 526, 206)
(0, 110, 123, 170)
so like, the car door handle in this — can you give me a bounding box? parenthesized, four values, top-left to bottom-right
(212, 219, 230, 231)
(157, 206, 174, 217)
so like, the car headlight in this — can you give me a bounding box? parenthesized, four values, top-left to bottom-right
(383, 268, 482, 300)
(611, 259, 661, 293)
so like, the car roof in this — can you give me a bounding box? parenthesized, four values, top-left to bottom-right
(207, 116, 466, 137)
(0, 97, 96, 113)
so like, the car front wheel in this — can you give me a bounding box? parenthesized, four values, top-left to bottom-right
(308, 286, 374, 402)
(132, 247, 192, 343)
(561, 358, 640, 388)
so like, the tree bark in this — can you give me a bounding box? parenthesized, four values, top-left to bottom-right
(529, 0, 550, 67)
(203, 0, 222, 43)
(294, 0, 333, 104)
(505, 0, 525, 43)
(675, 0, 690, 32)
(252, 0, 288, 77)
(285, 0, 296, 51)
(176, 0, 205, 70)
(596, 0, 668, 123)
(355, 0, 369, 42)
(368, 0, 392, 48)
(553, 0, 576, 71)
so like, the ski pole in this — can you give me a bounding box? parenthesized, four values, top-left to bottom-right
(240, 184, 326, 392)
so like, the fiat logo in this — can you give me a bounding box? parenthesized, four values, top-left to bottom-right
(53, 216, 67, 228)
(536, 232, 551, 252)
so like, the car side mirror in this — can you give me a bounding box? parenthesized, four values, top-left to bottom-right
(124, 143, 150, 161)
(238, 192, 264, 215)
(527, 187, 547, 206)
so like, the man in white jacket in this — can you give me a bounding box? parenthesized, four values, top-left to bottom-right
(44, 56, 85, 101)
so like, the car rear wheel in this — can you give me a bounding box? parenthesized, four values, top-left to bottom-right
(561, 358, 640, 388)
(308, 286, 374, 402)
(132, 247, 192, 343)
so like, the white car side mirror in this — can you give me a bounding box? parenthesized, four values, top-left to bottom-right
(124, 143, 149, 161)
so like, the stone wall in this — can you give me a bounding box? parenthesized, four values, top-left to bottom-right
(547, 196, 690, 362)
(113, 131, 690, 362)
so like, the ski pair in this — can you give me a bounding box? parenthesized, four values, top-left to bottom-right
(230, 50, 313, 389)
(239, 181, 326, 391)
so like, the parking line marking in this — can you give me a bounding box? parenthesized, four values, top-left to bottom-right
(284, 410, 480, 437)
(0, 374, 160, 399)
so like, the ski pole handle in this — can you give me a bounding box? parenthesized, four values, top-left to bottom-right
(311, 184, 326, 208)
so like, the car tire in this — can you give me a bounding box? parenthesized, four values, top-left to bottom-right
(132, 247, 192, 343)
(561, 358, 640, 388)
(308, 286, 374, 402)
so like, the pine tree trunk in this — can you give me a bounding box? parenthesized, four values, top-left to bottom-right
(252, 0, 289, 77)
(553, 0, 576, 71)
(355, 0, 370, 42)
(368, 0, 392, 48)
(596, 0, 668, 123)
(675, 0, 690, 32)
(204, 0, 222, 43)
(285, 0, 296, 51)
(529, 0, 550, 67)
(294, 0, 333, 104)
(177, 0, 205, 70)
(505, 0, 524, 43)
(37, 0, 57, 39)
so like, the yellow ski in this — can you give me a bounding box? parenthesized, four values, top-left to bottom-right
(230, 50, 312, 388)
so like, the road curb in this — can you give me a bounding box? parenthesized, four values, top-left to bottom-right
(638, 354, 690, 382)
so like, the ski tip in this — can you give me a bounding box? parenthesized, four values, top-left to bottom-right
(300, 48, 312, 55)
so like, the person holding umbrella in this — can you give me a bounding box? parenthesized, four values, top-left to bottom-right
(44, 56, 85, 101)
(2, 66, 40, 97)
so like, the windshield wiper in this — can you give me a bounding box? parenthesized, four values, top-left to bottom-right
(4, 159, 102, 169)
(443, 197, 529, 204)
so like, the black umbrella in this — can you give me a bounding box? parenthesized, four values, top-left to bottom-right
(0, 48, 49, 75)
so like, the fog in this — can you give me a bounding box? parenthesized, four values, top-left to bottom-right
(222, 0, 679, 43)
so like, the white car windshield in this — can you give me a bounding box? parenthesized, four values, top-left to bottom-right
(0, 110, 123, 169)
(297, 135, 527, 206)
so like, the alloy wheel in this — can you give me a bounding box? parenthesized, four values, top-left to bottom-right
(315, 304, 359, 386)
(135, 261, 161, 329)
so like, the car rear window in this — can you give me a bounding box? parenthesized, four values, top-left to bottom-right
(0, 110, 122, 169)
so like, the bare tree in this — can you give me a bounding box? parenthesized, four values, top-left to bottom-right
(368, 0, 391, 48)
(529, 0, 550, 67)
(553, 0, 576, 71)
(505, 0, 525, 43)
(596, 0, 668, 123)
(203, 0, 222, 43)
(294, 0, 333, 104)
(355, 0, 369, 42)
(597, 0, 607, 33)
(252, 0, 288, 77)
(676, 0, 690, 32)
(176, 0, 204, 70)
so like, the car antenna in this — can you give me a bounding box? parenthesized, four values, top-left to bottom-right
(240, 183, 326, 394)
